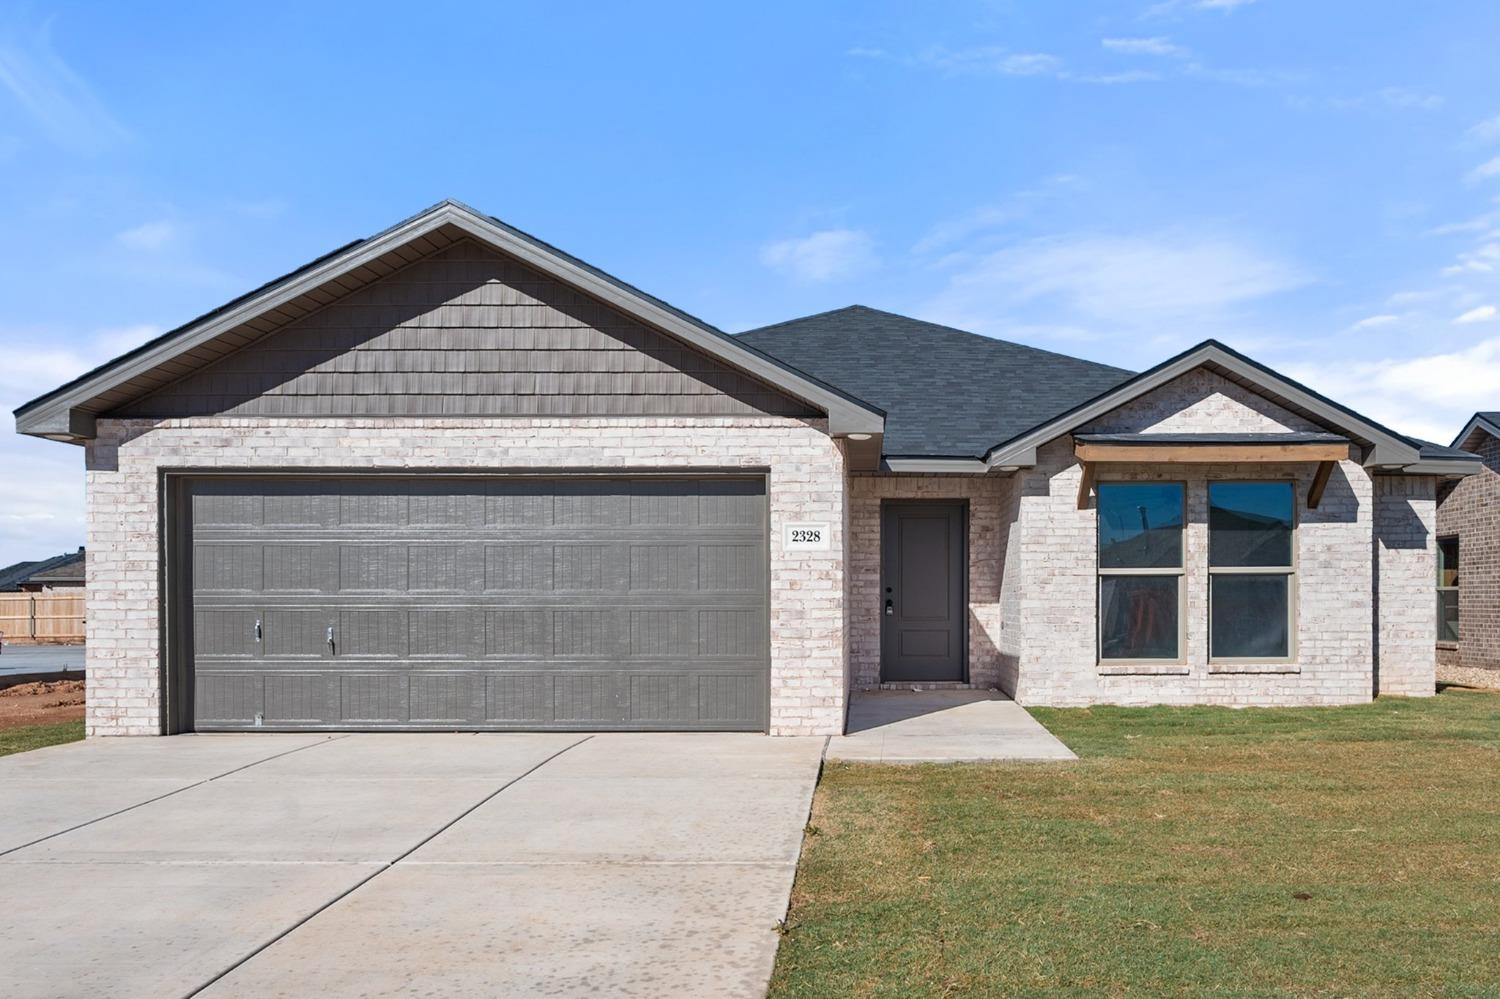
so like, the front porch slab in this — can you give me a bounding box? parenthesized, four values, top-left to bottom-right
(826, 691, 1077, 763)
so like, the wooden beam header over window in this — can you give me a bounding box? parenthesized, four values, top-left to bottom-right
(1072, 434, 1351, 510)
(1072, 433, 1352, 465)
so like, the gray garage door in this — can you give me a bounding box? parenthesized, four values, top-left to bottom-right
(184, 476, 768, 731)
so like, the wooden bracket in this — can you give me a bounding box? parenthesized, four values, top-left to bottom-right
(1308, 460, 1334, 509)
(1076, 462, 1095, 510)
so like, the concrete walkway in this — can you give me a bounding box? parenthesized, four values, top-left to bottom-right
(826, 690, 1077, 763)
(0, 732, 825, 999)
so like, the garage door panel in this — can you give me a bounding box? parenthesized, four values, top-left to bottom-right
(186, 476, 768, 731)
(341, 674, 409, 723)
(195, 673, 263, 723)
(485, 609, 552, 658)
(263, 544, 331, 592)
(194, 609, 259, 658)
(410, 673, 483, 724)
(262, 610, 330, 659)
(264, 674, 335, 724)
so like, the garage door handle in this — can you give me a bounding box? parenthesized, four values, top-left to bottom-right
(326, 625, 336, 653)
(254, 619, 262, 643)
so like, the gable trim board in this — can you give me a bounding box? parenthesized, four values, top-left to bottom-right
(13, 201, 884, 442)
(1454, 412, 1500, 452)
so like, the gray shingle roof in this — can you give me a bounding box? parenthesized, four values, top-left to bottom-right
(737, 306, 1133, 458)
(0, 550, 84, 592)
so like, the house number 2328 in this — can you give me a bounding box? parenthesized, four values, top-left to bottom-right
(784, 523, 830, 551)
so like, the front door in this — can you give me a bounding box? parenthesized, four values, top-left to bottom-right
(880, 501, 966, 682)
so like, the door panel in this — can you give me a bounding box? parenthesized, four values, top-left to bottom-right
(880, 502, 966, 682)
(182, 475, 768, 732)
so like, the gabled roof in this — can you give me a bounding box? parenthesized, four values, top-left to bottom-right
(742, 311, 1473, 475)
(737, 306, 1133, 458)
(15, 200, 884, 441)
(1453, 412, 1500, 453)
(983, 339, 1437, 471)
(0, 550, 84, 592)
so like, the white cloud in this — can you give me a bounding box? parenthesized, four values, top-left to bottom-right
(919, 46, 1063, 77)
(760, 228, 878, 283)
(924, 229, 1307, 334)
(0, 15, 128, 151)
(1102, 36, 1186, 57)
(1304, 87, 1445, 114)
(1469, 115, 1500, 144)
(1351, 314, 1400, 330)
(1455, 305, 1498, 324)
(116, 220, 180, 251)
(1284, 337, 1500, 444)
(1443, 241, 1500, 275)
(1145, 0, 1258, 17)
(1467, 156, 1500, 184)
(0, 326, 159, 565)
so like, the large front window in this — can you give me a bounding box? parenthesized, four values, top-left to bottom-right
(1098, 482, 1184, 660)
(1209, 481, 1295, 660)
(1437, 537, 1459, 643)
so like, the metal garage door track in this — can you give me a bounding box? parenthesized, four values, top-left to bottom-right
(0, 732, 825, 998)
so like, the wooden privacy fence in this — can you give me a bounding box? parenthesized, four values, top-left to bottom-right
(0, 592, 85, 643)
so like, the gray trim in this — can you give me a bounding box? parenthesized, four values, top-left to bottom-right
(16, 201, 884, 440)
(880, 457, 990, 474)
(1452, 413, 1500, 452)
(986, 341, 1422, 470)
(1388, 459, 1479, 477)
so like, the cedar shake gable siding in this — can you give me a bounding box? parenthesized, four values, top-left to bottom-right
(112, 240, 817, 422)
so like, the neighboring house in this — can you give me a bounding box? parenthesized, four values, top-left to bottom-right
(0, 548, 86, 592)
(1436, 413, 1500, 677)
(12, 201, 1481, 737)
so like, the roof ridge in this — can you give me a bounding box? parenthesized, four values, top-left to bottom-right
(740, 306, 1135, 375)
(735, 304, 871, 336)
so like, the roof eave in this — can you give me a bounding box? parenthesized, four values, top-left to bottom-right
(1452, 413, 1500, 452)
(16, 201, 884, 440)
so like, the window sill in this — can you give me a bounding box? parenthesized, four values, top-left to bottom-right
(1208, 664, 1301, 675)
(1436, 642, 1458, 651)
(1097, 664, 1191, 676)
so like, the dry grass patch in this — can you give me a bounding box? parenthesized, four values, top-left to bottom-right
(771, 689, 1500, 998)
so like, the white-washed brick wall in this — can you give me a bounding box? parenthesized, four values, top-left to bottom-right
(1374, 474, 1437, 696)
(846, 474, 1016, 690)
(84, 416, 848, 737)
(1014, 370, 1381, 706)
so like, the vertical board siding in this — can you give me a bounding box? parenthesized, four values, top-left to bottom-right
(189, 475, 768, 731)
(113, 240, 815, 420)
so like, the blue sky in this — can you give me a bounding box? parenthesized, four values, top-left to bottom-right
(3, 0, 1500, 565)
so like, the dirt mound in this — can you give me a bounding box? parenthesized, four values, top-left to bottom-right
(0, 679, 85, 729)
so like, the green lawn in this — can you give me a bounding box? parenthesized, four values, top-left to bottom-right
(0, 720, 84, 758)
(771, 688, 1500, 998)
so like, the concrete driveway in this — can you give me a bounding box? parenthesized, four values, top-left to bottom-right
(0, 732, 825, 998)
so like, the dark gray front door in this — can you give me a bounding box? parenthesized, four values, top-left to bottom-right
(880, 501, 966, 682)
(181, 475, 768, 732)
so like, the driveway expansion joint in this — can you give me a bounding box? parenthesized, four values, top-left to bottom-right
(0, 734, 349, 861)
(180, 735, 593, 999)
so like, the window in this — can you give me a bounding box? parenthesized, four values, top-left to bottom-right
(1437, 537, 1460, 643)
(1098, 483, 1184, 660)
(1209, 481, 1294, 660)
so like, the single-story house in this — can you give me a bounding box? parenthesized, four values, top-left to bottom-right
(13, 201, 1482, 737)
(0, 548, 86, 593)
(1436, 413, 1500, 675)
(14, 549, 86, 593)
